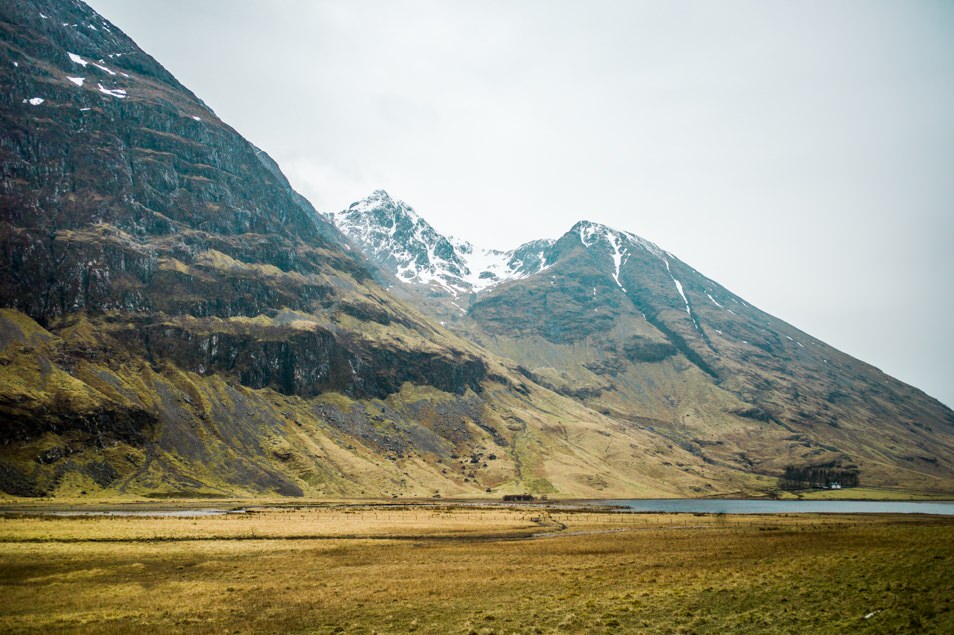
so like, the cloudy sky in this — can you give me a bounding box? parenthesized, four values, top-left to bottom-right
(86, 0, 954, 407)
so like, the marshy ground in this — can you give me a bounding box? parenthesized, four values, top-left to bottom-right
(0, 503, 952, 634)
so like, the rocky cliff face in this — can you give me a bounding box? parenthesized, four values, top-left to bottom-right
(1, 0, 362, 318)
(332, 197, 954, 494)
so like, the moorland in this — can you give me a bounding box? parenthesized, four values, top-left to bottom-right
(1, 502, 952, 634)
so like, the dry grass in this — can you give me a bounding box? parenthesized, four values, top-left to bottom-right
(0, 505, 952, 634)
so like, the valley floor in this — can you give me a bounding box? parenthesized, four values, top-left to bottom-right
(0, 504, 952, 634)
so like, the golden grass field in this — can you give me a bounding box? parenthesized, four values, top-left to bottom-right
(0, 503, 952, 634)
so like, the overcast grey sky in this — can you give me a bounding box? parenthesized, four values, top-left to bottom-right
(86, 0, 954, 407)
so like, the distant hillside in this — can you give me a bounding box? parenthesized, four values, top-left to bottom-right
(332, 191, 954, 495)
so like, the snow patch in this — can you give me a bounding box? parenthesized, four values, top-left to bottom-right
(607, 231, 628, 292)
(706, 292, 724, 309)
(67, 52, 88, 67)
(192, 115, 201, 121)
(97, 84, 126, 98)
(66, 76, 85, 86)
(93, 63, 116, 76)
(663, 257, 697, 327)
(673, 278, 691, 316)
(23, 97, 45, 106)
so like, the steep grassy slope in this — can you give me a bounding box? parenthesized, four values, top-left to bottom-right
(1, 307, 751, 499)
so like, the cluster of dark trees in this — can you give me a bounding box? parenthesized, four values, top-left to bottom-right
(779, 465, 859, 490)
(502, 494, 536, 501)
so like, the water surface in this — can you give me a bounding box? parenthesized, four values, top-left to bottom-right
(603, 499, 954, 515)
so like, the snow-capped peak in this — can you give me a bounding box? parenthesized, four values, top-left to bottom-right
(571, 219, 704, 314)
(329, 190, 467, 294)
(329, 191, 553, 296)
(572, 220, 664, 258)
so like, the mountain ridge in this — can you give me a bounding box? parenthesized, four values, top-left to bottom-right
(330, 189, 954, 494)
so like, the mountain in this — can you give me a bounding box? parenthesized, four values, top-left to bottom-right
(3, 0, 951, 500)
(331, 192, 954, 494)
(0, 0, 764, 500)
